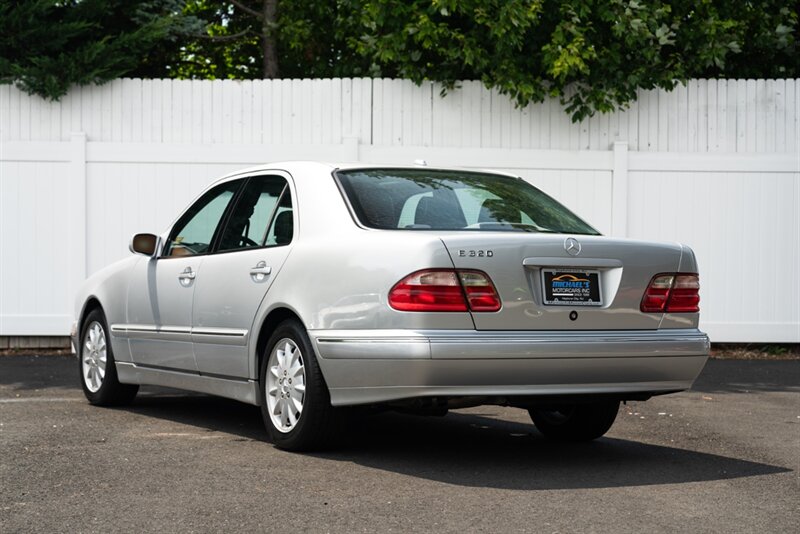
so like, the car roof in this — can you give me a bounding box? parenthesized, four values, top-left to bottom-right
(215, 161, 519, 183)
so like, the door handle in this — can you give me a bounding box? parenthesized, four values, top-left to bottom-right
(178, 267, 196, 286)
(250, 261, 272, 282)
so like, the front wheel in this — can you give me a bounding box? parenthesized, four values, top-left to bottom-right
(259, 319, 342, 451)
(79, 308, 138, 406)
(529, 400, 620, 442)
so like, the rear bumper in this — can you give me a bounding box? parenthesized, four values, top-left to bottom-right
(309, 329, 710, 406)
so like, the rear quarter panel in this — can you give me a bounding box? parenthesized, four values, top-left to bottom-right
(255, 163, 473, 335)
(263, 232, 471, 332)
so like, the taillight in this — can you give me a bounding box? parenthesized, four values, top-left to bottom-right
(667, 274, 701, 312)
(458, 271, 502, 312)
(640, 274, 674, 312)
(388, 270, 466, 312)
(389, 269, 501, 312)
(641, 273, 700, 313)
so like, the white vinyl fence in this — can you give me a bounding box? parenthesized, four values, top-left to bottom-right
(1, 78, 798, 342)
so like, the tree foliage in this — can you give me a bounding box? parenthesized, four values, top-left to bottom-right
(0, 0, 198, 99)
(345, 0, 799, 120)
(1, 1, 797, 120)
(171, 0, 798, 120)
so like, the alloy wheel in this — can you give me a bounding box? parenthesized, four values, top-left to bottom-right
(266, 338, 306, 433)
(82, 321, 107, 393)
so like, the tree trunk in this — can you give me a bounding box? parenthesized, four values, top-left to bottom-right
(262, 0, 278, 78)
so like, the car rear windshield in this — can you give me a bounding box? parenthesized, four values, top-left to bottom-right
(336, 168, 600, 235)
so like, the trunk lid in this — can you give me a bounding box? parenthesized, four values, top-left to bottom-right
(440, 233, 683, 330)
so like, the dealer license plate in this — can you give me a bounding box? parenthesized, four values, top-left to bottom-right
(542, 269, 602, 306)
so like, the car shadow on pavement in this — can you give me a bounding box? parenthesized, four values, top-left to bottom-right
(4, 355, 793, 491)
(127, 389, 270, 441)
(120, 390, 790, 491)
(315, 410, 791, 491)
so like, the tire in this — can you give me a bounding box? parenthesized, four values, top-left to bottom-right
(529, 400, 620, 442)
(259, 319, 342, 451)
(79, 308, 139, 406)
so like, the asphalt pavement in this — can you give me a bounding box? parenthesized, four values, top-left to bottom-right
(1, 355, 798, 533)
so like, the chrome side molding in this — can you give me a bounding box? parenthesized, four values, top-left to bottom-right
(111, 324, 248, 346)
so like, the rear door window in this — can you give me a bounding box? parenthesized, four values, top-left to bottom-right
(264, 188, 293, 246)
(216, 175, 289, 252)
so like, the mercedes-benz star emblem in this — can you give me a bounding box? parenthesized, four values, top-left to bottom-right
(564, 237, 581, 256)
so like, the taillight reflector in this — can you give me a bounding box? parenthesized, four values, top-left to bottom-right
(641, 273, 700, 313)
(389, 269, 501, 312)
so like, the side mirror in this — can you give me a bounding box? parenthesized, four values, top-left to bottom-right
(129, 233, 159, 257)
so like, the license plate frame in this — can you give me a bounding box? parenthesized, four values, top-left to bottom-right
(541, 269, 603, 306)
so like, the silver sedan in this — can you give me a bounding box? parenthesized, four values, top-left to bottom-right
(72, 162, 709, 450)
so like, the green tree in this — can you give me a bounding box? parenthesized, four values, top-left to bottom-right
(0, 0, 198, 99)
(346, 0, 798, 120)
(171, 0, 797, 120)
(3, 1, 797, 121)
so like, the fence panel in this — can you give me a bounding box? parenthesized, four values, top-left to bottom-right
(627, 163, 799, 343)
(1, 79, 798, 342)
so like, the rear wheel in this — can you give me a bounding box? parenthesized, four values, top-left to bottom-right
(79, 308, 138, 406)
(528, 400, 619, 441)
(259, 319, 342, 451)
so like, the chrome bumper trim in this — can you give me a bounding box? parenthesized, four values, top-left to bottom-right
(315, 337, 430, 360)
(311, 329, 710, 360)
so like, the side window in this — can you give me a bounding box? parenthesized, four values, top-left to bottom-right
(264, 188, 293, 246)
(217, 175, 288, 252)
(164, 180, 241, 257)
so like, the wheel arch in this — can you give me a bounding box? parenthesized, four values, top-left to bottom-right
(78, 296, 105, 332)
(252, 306, 307, 380)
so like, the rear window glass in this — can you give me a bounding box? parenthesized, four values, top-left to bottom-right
(336, 169, 599, 235)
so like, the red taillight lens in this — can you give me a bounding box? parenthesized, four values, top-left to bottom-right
(388, 270, 467, 312)
(389, 269, 501, 312)
(667, 274, 701, 312)
(641, 274, 674, 312)
(458, 271, 502, 312)
(641, 273, 700, 313)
